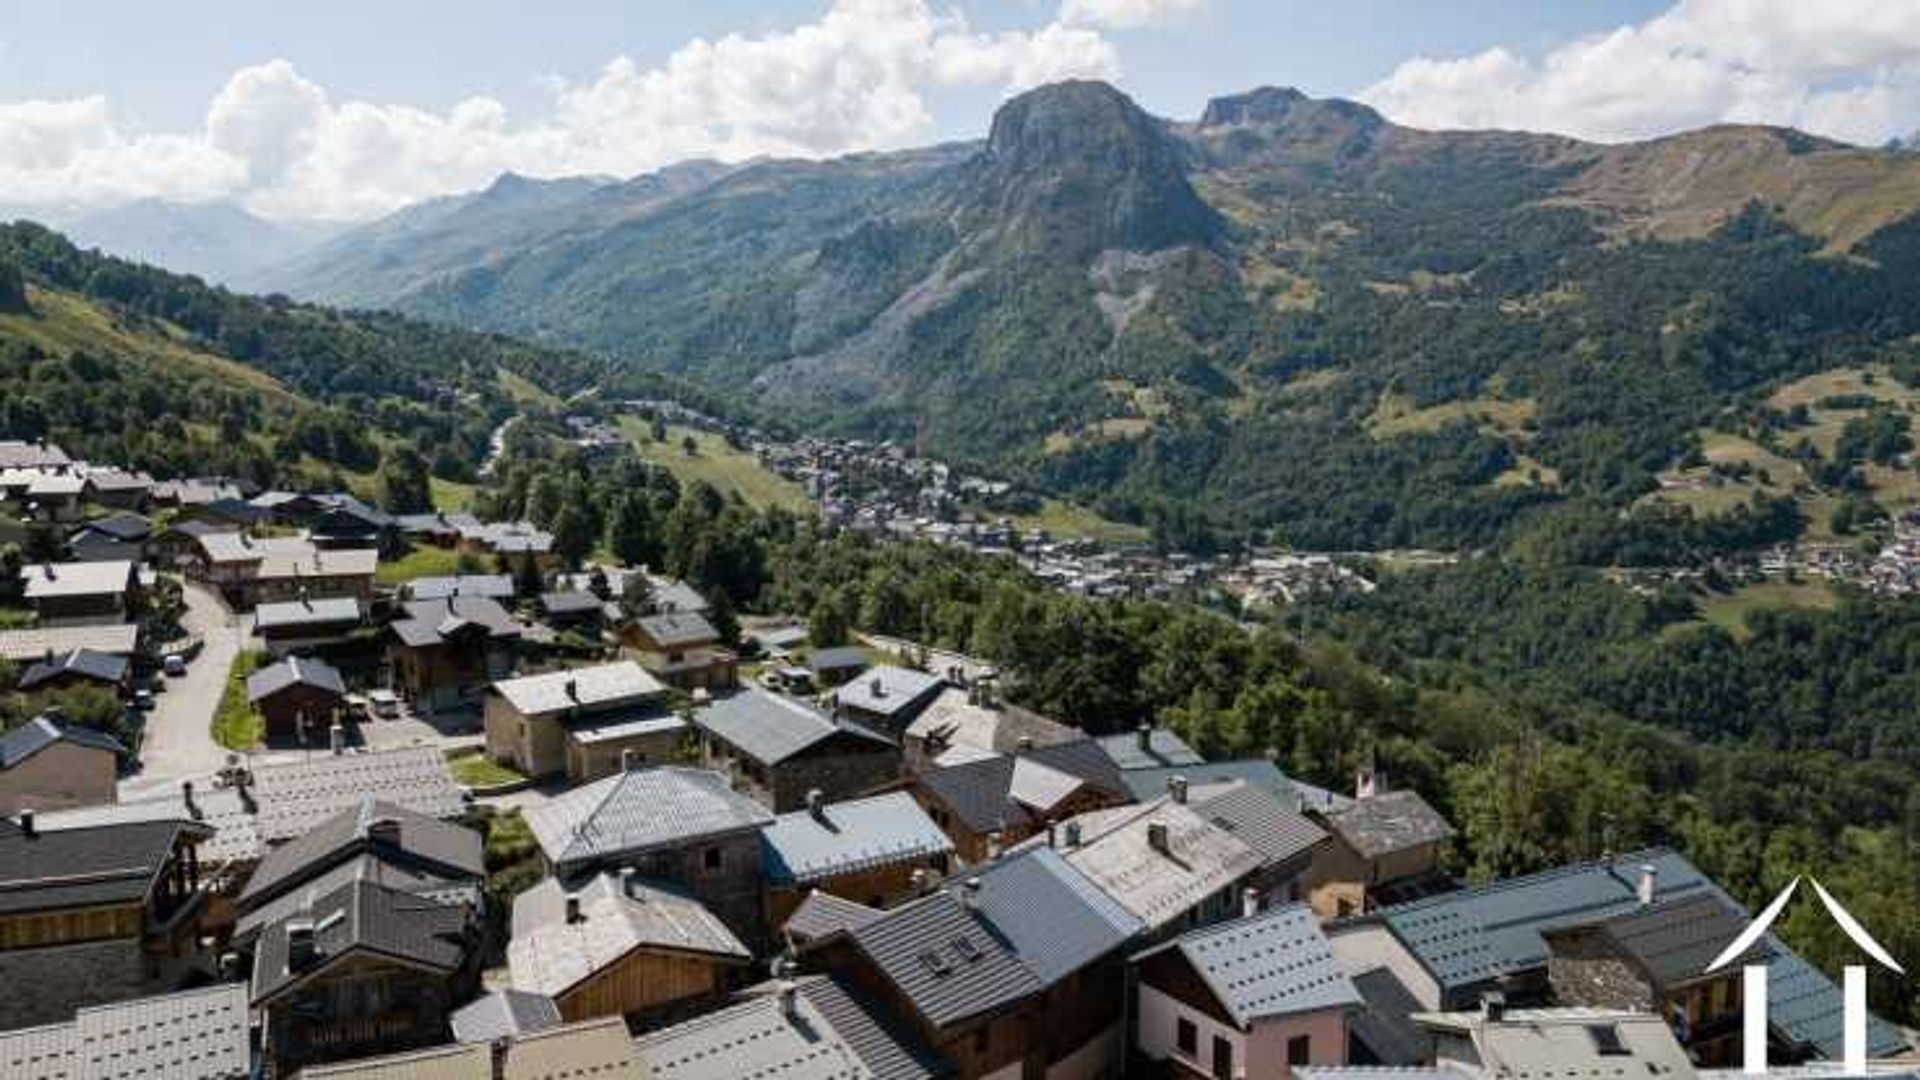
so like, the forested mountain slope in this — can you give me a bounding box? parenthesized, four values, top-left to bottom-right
(268, 81, 1920, 554)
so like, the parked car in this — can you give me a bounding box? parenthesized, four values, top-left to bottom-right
(366, 689, 401, 719)
(132, 689, 156, 710)
(162, 654, 187, 677)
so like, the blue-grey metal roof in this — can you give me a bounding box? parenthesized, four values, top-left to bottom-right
(835, 666, 945, 719)
(1367, 848, 1904, 1059)
(785, 891, 884, 944)
(807, 646, 870, 673)
(697, 688, 892, 766)
(848, 891, 1043, 1028)
(1096, 728, 1203, 772)
(407, 574, 514, 601)
(524, 766, 775, 868)
(962, 846, 1143, 987)
(17, 648, 129, 690)
(1137, 903, 1359, 1027)
(760, 792, 952, 886)
(246, 655, 347, 702)
(1348, 966, 1429, 1065)
(801, 975, 954, 1080)
(1190, 781, 1329, 869)
(0, 715, 124, 767)
(253, 596, 362, 630)
(1120, 759, 1295, 802)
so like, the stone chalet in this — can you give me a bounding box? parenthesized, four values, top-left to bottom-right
(485, 662, 685, 783)
(834, 666, 946, 733)
(624, 610, 737, 693)
(1304, 779, 1455, 918)
(694, 687, 900, 811)
(759, 790, 954, 933)
(390, 597, 522, 714)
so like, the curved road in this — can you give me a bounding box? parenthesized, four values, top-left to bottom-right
(122, 580, 242, 798)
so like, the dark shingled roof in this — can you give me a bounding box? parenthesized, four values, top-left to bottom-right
(239, 797, 483, 907)
(0, 816, 207, 914)
(1190, 780, 1329, 870)
(251, 878, 472, 1004)
(1347, 966, 1429, 1065)
(18, 648, 129, 690)
(847, 891, 1043, 1028)
(801, 975, 955, 1080)
(1544, 892, 1770, 989)
(1327, 790, 1454, 859)
(698, 688, 892, 767)
(914, 738, 1125, 834)
(0, 715, 125, 767)
(784, 891, 884, 944)
(245, 655, 347, 703)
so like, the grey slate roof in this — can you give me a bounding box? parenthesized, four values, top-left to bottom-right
(451, 989, 563, 1044)
(524, 765, 774, 868)
(1135, 903, 1359, 1027)
(961, 846, 1143, 986)
(784, 891, 884, 943)
(760, 792, 953, 886)
(74, 510, 152, 541)
(846, 891, 1043, 1028)
(0, 816, 208, 914)
(807, 646, 870, 674)
(21, 560, 134, 599)
(1347, 967, 1430, 1065)
(249, 746, 468, 843)
(407, 574, 515, 601)
(697, 688, 893, 767)
(648, 575, 710, 614)
(914, 738, 1126, 835)
(1360, 847, 1904, 1059)
(253, 596, 362, 631)
(800, 975, 954, 1080)
(0, 623, 139, 662)
(539, 591, 603, 616)
(491, 661, 666, 717)
(0, 716, 124, 768)
(1190, 780, 1329, 869)
(239, 796, 483, 906)
(1543, 892, 1771, 989)
(1059, 799, 1264, 932)
(834, 666, 945, 720)
(252, 878, 472, 1004)
(1119, 759, 1295, 803)
(1095, 728, 1203, 771)
(509, 872, 750, 997)
(246, 655, 347, 703)
(1327, 790, 1455, 859)
(635, 610, 720, 648)
(0, 982, 250, 1080)
(233, 852, 484, 945)
(392, 597, 522, 647)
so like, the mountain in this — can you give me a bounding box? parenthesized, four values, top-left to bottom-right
(62, 200, 345, 288)
(266, 81, 1920, 554)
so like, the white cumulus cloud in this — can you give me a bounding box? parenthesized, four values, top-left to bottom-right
(1359, 0, 1920, 146)
(0, 0, 1126, 222)
(1059, 0, 1207, 30)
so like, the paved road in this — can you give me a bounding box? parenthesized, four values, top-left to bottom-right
(123, 580, 242, 798)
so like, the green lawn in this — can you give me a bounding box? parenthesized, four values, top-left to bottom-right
(430, 476, 476, 512)
(1006, 498, 1151, 546)
(1697, 581, 1840, 639)
(498, 369, 562, 410)
(376, 544, 467, 586)
(617, 417, 813, 513)
(212, 650, 267, 751)
(447, 751, 527, 788)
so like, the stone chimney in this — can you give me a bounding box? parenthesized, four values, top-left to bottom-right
(1168, 775, 1189, 804)
(1355, 762, 1379, 801)
(1136, 724, 1152, 752)
(565, 678, 579, 703)
(777, 978, 800, 1019)
(985, 831, 1003, 860)
(869, 676, 885, 698)
(1481, 990, 1506, 1023)
(806, 789, 826, 821)
(1242, 887, 1261, 918)
(1637, 863, 1658, 906)
(565, 894, 584, 924)
(960, 877, 983, 909)
(1146, 821, 1170, 856)
(17, 809, 34, 838)
(1064, 821, 1083, 848)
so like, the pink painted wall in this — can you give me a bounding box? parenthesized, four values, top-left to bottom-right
(1136, 984, 1349, 1080)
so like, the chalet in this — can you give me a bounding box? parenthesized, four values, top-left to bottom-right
(1052, 796, 1264, 939)
(807, 645, 871, 687)
(16, 647, 132, 695)
(1185, 778, 1329, 908)
(1321, 849, 1904, 1066)
(538, 590, 607, 632)
(1316, 1007, 1702, 1080)
(233, 797, 485, 947)
(0, 622, 138, 667)
(80, 468, 155, 511)
(484, 662, 683, 782)
(0, 982, 250, 1080)
(250, 491, 332, 526)
(152, 478, 247, 510)
(635, 975, 952, 1080)
(247, 655, 349, 745)
(799, 845, 1144, 1080)
(759, 791, 954, 931)
(1305, 782, 1454, 917)
(0, 440, 71, 470)
(0, 812, 214, 1028)
(406, 575, 515, 603)
(67, 510, 152, 563)
(19, 470, 86, 522)
(625, 610, 737, 692)
(154, 518, 232, 568)
(251, 547, 377, 608)
(251, 878, 483, 1075)
(0, 716, 123, 815)
(1131, 904, 1359, 1080)
(253, 596, 364, 655)
(522, 766, 773, 940)
(782, 891, 884, 949)
(509, 870, 750, 1027)
(906, 739, 1129, 863)
(1542, 893, 1768, 1066)
(834, 665, 946, 732)
(902, 683, 1078, 773)
(694, 687, 900, 811)
(389, 597, 522, 714)
(311, 496, 401, 554)
(20, 560, 139, 626)
(395, 511, 481, 548)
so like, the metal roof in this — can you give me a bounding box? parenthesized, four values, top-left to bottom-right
(406, 575, 514, 601)
(1059, 799, 1264, 932)
(256, 547, 378, 582)
(807, 646, 870, 674)
(1347, 967, 1430, 1065)
(913, 738, 1126, 835)
(392, 597, 522, 647)
(647, 575, 710, 615)
(491, 661, 667, 717)
(538, 591, 604, 616)
(1543, 892, 1770, 990)
(298, 1042, 491, 1079)
(252, 878, 473, 1004)
(1119, 759, 1295, 802)
(450, 990, 562, 1044)
(509, 872, 749, 998)
(962, 846, 1143, 986)
(246, 654, 348, 702)
(239, 796, 483, 906)
(1362, 848, 1905, 1059)
(634, 978, 906, 1080)
(760, 792, 953, 886)
(784, 891, 884, 943)
(697, 688, 892, 766)
(903, 689, 1078, 756)
(20, 560, 134, 599)
(0, 623, 139, 662)
(1190, 780, 1329, 869)
(1006, 757, 1084, 812)
(253, 596, 362, 631)
(249, 746, 468, 843)
(233, 852, 483, 945)
(847, 891, 1043, 1028)
(635, 610, 720, 648)
(0, 715, 124, 767)
(0, 815, 206, 915)
(502, 1016, 645, 1080)
(1135, 903, 1359, 1027)
(524, 765, 774, 868)
(1094, 728, 1203, 772)
(0, 982, 250, 1080)
(833, 666, 944, 719)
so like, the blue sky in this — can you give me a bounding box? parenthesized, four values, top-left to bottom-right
(2, 1, 1914, 220)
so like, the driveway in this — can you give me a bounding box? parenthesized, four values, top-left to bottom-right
(123, 580, 243, 797)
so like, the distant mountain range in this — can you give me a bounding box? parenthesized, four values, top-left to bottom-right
(54, 200, 348, 288)
(174, 83, 1920, 548)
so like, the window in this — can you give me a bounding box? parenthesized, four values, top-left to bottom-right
(703, 847, 722, 871)
(1587, 1025, 1628, 1056)
(1177, 1018, 1198, 1056)
(1212, 1036, 1233, 1080)
(1288, 1035, 1312, 1066)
